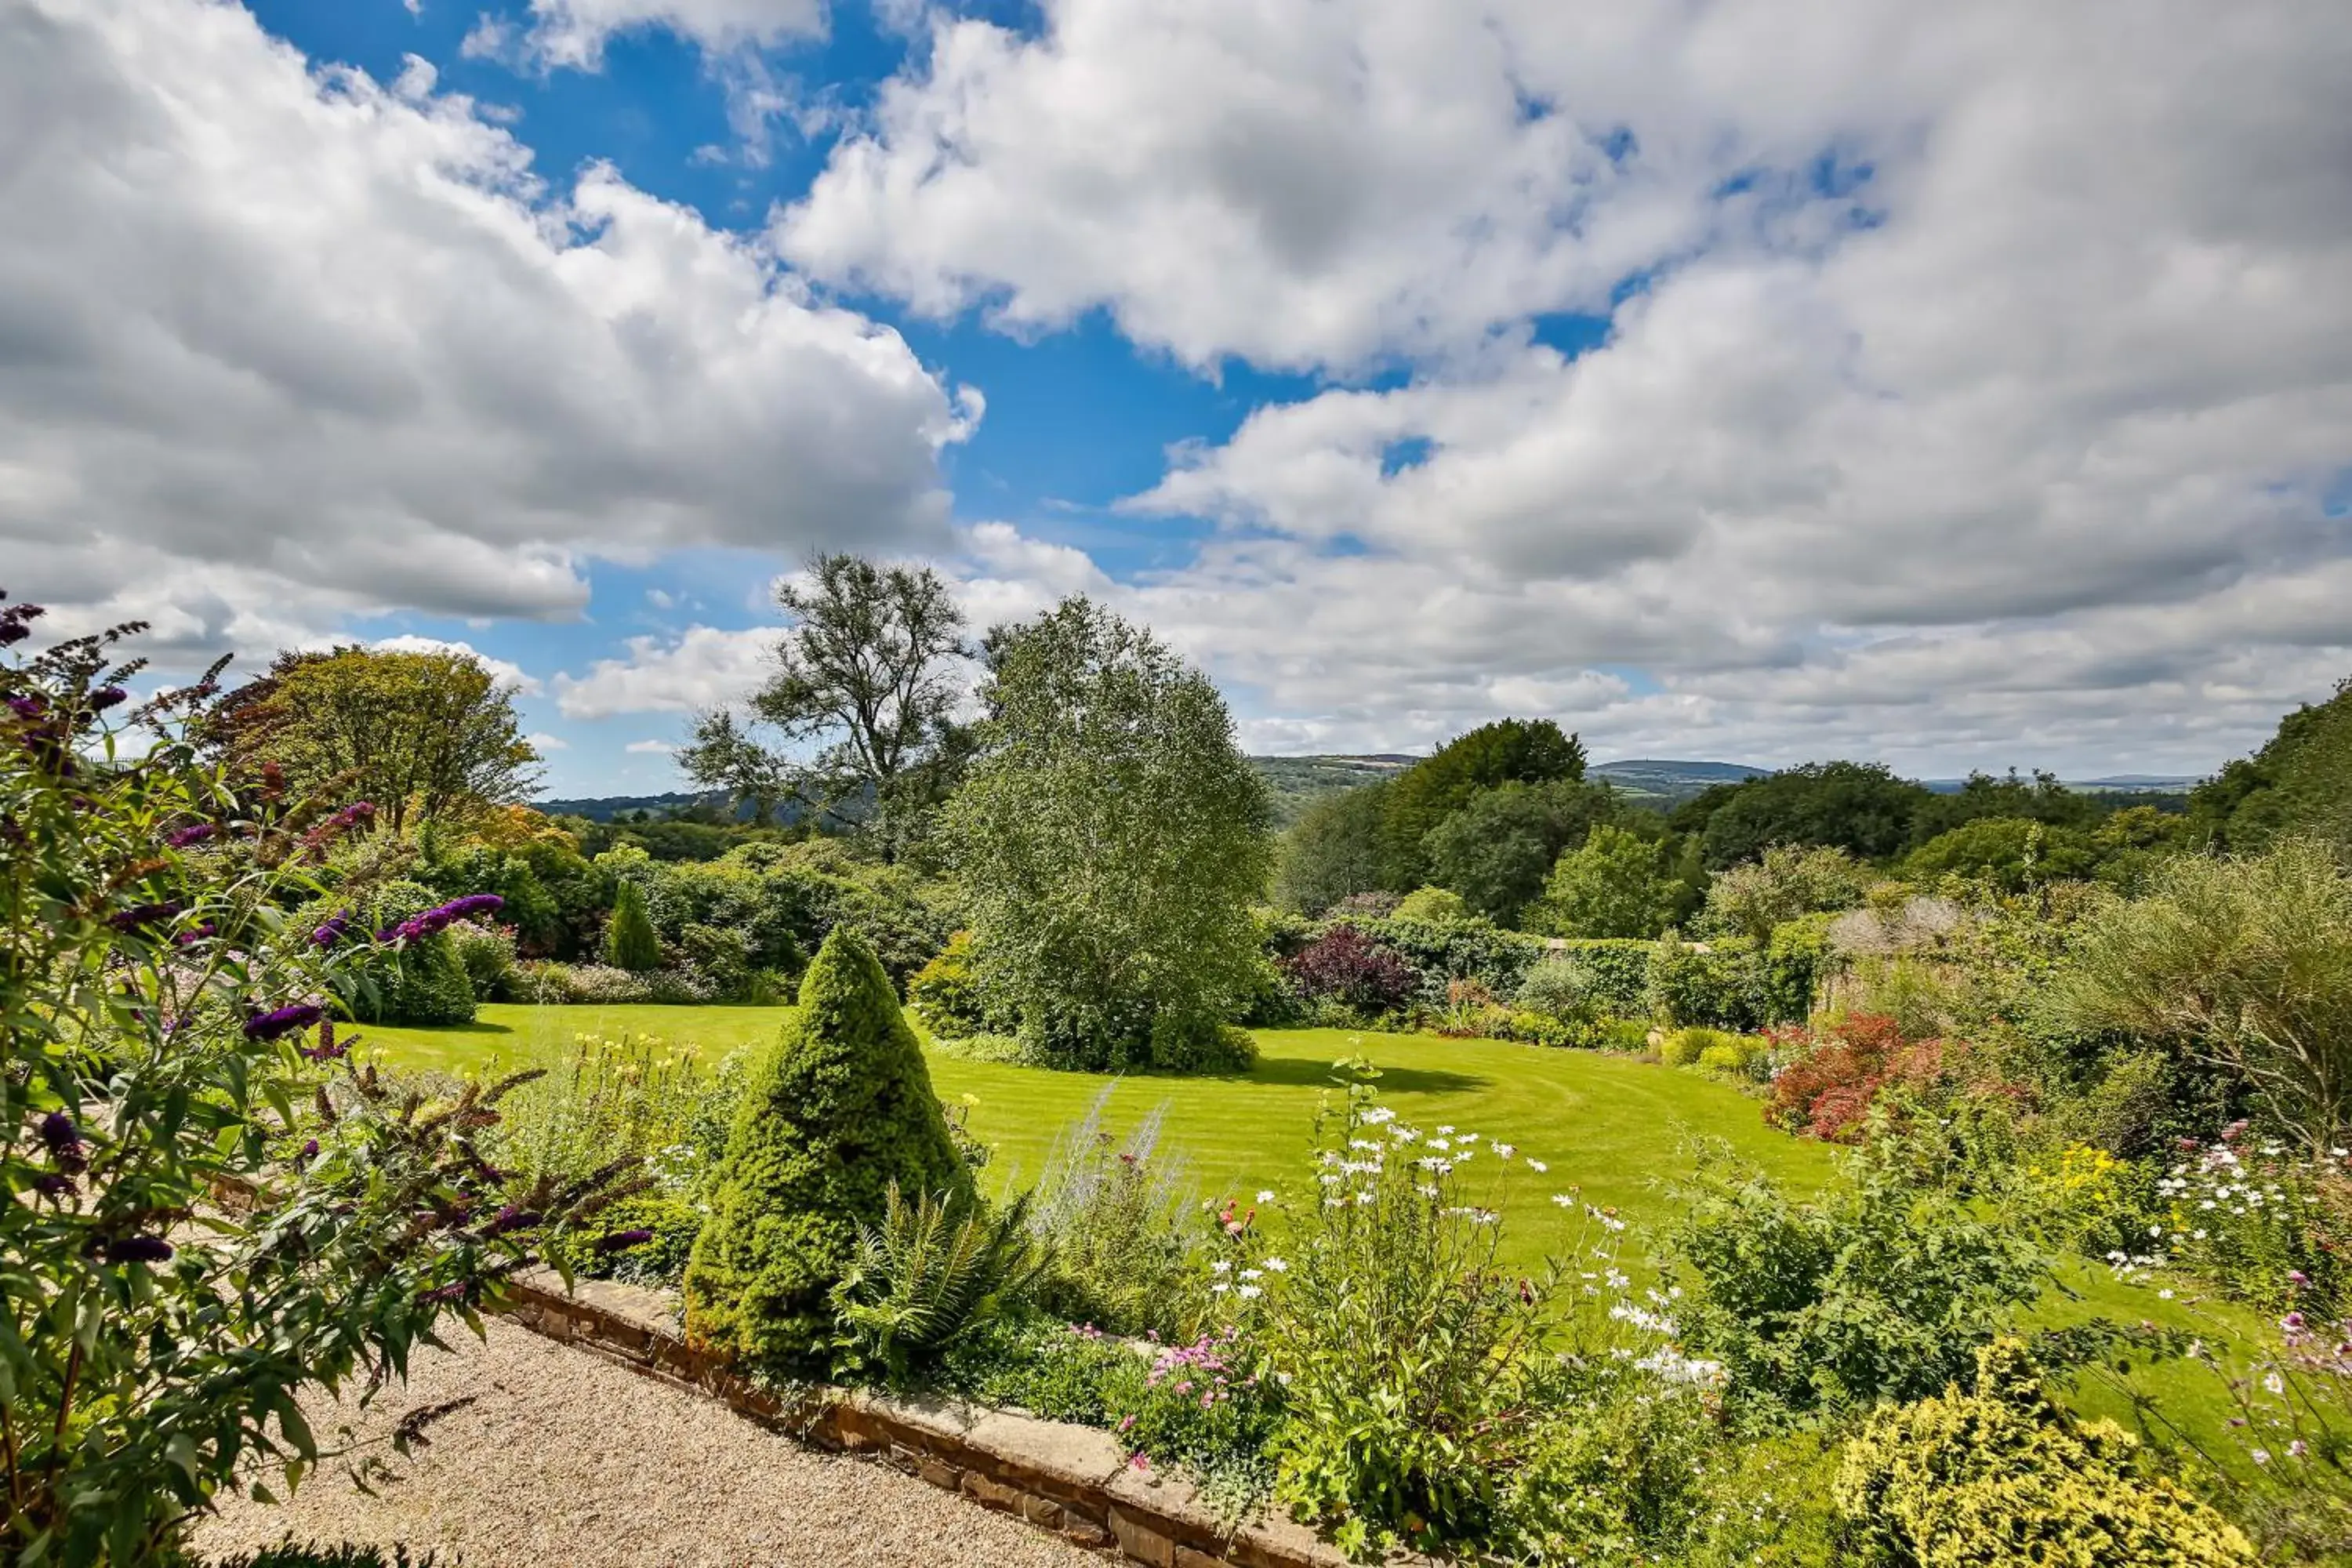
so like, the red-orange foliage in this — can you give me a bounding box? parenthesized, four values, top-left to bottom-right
(1765, 1013, 1947, 1142)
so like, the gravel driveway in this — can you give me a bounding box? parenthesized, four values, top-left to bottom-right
(191, 1318, 1100, 1568)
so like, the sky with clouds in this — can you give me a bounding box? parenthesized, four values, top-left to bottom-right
(5, 0, 2348, 796)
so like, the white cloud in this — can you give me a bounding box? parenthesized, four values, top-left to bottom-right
(772, 0, 2352, 771)
(526, 731, 571, 751)
(2, 0, 971, 666)
(624, 738, 677, 753)
(554, 624, 776, 718)
(503, 0, 826, 70)
(365, 635, 542, 695)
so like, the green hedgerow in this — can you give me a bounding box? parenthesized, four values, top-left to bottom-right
(683, 927, 970, 1370)
(1835, 1338, 2256, 1568)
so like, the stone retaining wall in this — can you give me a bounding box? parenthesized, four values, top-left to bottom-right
(501, 1272, 1370, 1568)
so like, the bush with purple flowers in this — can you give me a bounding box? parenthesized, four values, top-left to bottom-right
(1280, 925, 1420, 1018)
(0, 596, 633, 1566)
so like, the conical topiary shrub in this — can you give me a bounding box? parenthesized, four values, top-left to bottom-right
(683, 926, 970, 1368)
(603, 877, 661, 972)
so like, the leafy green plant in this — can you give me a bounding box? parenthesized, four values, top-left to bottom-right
(684, 927, 970, 1369)
(831, 1182, 1044, 1381)
(1392, 884, 1472, 923)
(601, 876, 662, 971)
(1026, 1089, 1203, 1336)
(1836, 1338, 2255, 1567)
(1670, 1133, 2048, 1421)
(0, 595, 630, 1566)
(906, 929, 989, 1037)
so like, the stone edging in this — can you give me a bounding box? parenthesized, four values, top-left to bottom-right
(500, 1272, 1373, 1568)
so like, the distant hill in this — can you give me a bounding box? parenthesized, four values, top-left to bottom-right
(1589, 759, 1770, 804)
(1250, 754, 1415, 826)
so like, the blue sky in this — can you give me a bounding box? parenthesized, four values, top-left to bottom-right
(9, 0, 2350, 797)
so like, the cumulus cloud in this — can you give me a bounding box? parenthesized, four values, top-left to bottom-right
(526, 731, 571, 751)
(2, 0, 971, 666)
(624, 738, 677, 753)
(368, 635, 543, 695)
(554, 624, 777, 718)
(771, 0, 2352, 771)
(502, 0, 826, 69)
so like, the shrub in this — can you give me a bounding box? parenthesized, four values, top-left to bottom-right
(2053, 840, 2352, 1150)
(0, 599, 622, 1564)
(1700, 844, 1870, 941)
(2152, 1131, 2347, 1309)
(1671, 1137, 2046, 1421)
(1028, 1091, 1204, 1336)
(1329, 889, 1401, 919)
(830, 1183, 1044, 1382)
(1500, 1355, 1720, 1564)
(1514, 954, 1598, 1018)
(1835, 1338, 2256, 1567)
(1352, 914, 1547, 1004)
(1661, 1025, 1733, 1067)
(446, 917, 518, 1000)
(1646, 931, 1762, 1031)
(603, 877, 662, 971)
(1551, 938, 1655, 1014)
(678, 921, 753, 999)
(907, 929, 989, 1036)
(1392, 884, 1472, 923)
(1766, 1013, 1946, 1142)
(1237, 1074, 1684, 1558)
(684, 928, 970, 1370)
(1282, 925, 1420, 1014)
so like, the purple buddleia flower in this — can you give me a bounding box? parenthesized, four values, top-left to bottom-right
(108, 901, 179, 931)
(33, 1174, 74, 1198)
(89, 687, 127, 712)
(175, 924, 216, 947)
(300, 1020, 347, 1062)
(593, 1229, 655, 1253)
(299, 1138, 320, 1162)
(166, 823, 218, 848)
(0, 623, 27, 647)
(481, 1205, 542, 1238)
(6, 695, 42, 720)
(310, 910, 356, 947)
(106, 1236, 175, 1265)
(417, 1281, 470, 1305)
(38, 1112, 79, 1153)
(244, 1003, 325, 1042)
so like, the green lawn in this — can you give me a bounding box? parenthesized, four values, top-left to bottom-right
(358, 1002, 2261, 1458)
(356, 1004, 1830, 1254)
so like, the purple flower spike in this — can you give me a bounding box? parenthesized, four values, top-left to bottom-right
(417, 1281, 470, 1305)
(107, 1236, 176, 1265)
(33, 1174, 74, 1198)
(38, 1112, 79, 1152)
(89, 687, 127, 711)
(0, 623, 26, 647)
(299, 1138, 320, 1162)
(481, 1205, 543, 1238)
(166, 823, 218, 848)
(107, 901, 180, 932)
(300, 1019, 348, 1062)
(244, 1003, 325, 1042)
(6, 695, 42, 720)
(593, 1229, 655, 1253)
(310, 910, 356, 948)
(175, 924, 216, 947)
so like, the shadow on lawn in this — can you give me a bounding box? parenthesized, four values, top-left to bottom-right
(1247, 1054, 1488, 1095)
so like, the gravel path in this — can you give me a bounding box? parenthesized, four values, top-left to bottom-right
(191, 1318, 1101, 1568)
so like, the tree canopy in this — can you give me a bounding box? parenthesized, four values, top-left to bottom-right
(209, 645, 539, 834)
(1378, 718, 1587, 889)
(684, 553, 972, 855)
(942, 597, 1273, 1071)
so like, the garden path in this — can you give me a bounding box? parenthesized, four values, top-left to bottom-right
(190, 1317, 1098, 1568)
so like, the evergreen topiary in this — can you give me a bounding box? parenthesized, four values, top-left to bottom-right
(683, 927, 970, 1369)
(603, 877, 661, 972)
(1835, 1338, 2256, 1568)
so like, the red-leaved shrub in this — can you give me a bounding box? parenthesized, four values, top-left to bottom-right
(1283, 925, 1421, 1014)
(1766, 1013, 1947, 1142)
